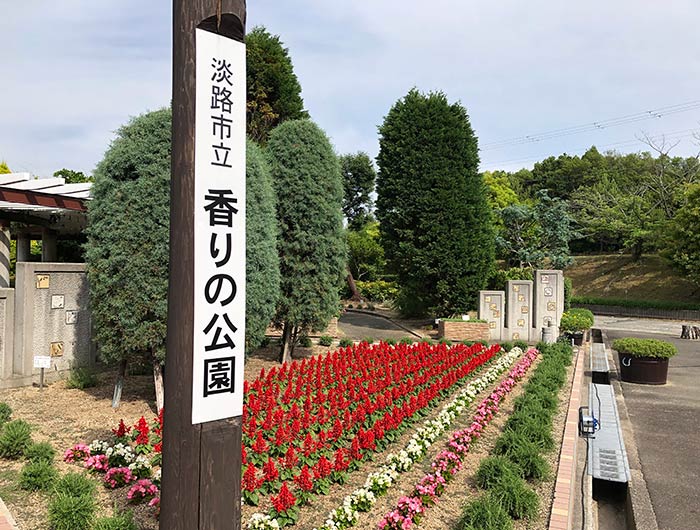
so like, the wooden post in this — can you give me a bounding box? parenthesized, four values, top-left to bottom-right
(161, 2, 246, 529)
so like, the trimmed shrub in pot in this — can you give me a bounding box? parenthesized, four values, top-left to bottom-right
(613, 337, 677, 384)
(559, 308, 594, 345)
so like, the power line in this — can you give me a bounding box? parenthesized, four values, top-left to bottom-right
(482, 128, 699, 168)
(481, 100, 700, 151)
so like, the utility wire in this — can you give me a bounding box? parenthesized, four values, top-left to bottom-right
(481, 100, 700, 151)
(483, 128, 699, 168)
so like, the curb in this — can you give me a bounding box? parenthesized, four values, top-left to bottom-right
(0, 496, 18, 530)
(548, 343, 586, 530)
(600, 329, 659, 530)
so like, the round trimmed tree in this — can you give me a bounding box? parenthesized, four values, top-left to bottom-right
(86, 109, 281, 408)
(376, 89, 495, 316)
(245, 140, 280, 349)
(267, 119, 346, 363)
(86, 108, 172, 409)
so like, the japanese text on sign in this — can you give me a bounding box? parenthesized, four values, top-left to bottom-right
(192, 29, 246, 424)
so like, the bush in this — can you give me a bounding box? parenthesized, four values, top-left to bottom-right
(298, 334, 312, 348)
(503, 423, 554, 452)
(48, 492, 95, 530)
(612, 337, 678, 359)
(318, 335, 333, 347)
(507, 445, 550, 481)
(488, 267, 534, 291)
(457, 495, 513, 530)
(499, 341, 513, 352)
(25, 441, 56, 464)
(0, 402, 11, 425)
(564, 277, 573, 311)
(513, 340, 528, 350)
(559, 308, 594, 333)
(0, 419, 32, 459)
(54, 472, 97, 498)
(338, 338, 353, 348)
(20, 460, 58, 491)
(489, 475, 539, 519)
(493, 430, 539, 460)
(572, 295, 700, 311)
(65, 368, 98, 389)
(355, 280, 399, 302)
(92, 509, 138, 530)
(475, 456, 521, 490)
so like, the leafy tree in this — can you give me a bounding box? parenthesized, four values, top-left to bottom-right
(245, 140, 280, 350)
(53, 168, 93, 184)
(87, 110, 283, 409)
(376, 89, 494, 316)
(0, 161, 10, 174)
(534, 190, 575, 269)
(347, 221, 385, 282)
(86, 108, 171, 409)
(496, 191, 574, 269)
(267, 119, 345, 362)
(496, 204, 543, 268)
(246, 26, 307, 144)
(482, 170, 519, 210)
(667, 183, 700, 286)
(340, 152, 376, 229)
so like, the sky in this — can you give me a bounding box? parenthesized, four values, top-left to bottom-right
(1, 1, 699, 178)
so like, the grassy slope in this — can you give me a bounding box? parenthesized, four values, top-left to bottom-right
(565, 254, 700, 303)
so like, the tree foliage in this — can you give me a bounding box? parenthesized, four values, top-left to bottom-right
(267, 119, 345, 361)
(245, 140, 280, 350)
(246, 26, 307, 144)
(0, 161, 10, 174)
(347, 220, 385, 282)
(376, 89, 494, 316)
(54, 168, 93, 184)
(667, 183, 700, 286)
(87, 109, 283, 367)
(86, 108, 172, 366)
(340, 152, 376, 229)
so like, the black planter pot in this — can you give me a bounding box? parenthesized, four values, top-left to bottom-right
(617, 353, 669, 385)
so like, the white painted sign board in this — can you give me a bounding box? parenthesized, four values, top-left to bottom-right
(33, 355, 51, 369)
(191, 28, 246, 424)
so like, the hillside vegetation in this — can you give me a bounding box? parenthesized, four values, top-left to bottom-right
(565, 254, 700, 304)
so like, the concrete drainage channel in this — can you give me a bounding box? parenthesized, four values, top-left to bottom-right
(584, 328, 658, 530)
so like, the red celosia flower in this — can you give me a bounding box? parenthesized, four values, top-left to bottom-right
(252, 432, 268, 454)
(112, 419, 131, 438)
(242, 465, 261, 491)
(333, 448, 348, 471)
(313, 456, 332, 479)
(271, 482, 296, 513)
(263, 458, 279, 482)
(293, 465, 313, 492)
(283, 445, 298, 468)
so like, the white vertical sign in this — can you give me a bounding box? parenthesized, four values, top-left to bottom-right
(192, 29, 246, 424)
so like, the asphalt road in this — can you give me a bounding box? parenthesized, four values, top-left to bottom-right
(338, 311, 414, 341)
(600, 324, 700, 530)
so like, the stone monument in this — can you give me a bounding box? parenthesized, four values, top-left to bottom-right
(534, 270, 564, 338)
(506, 280, 533, 342)
(478, 290, 505, 342)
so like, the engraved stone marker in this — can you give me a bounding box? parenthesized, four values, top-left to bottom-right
(534, 270, 564, 336)
(506, 280, 533, 341)
(479, 290, 505, 342)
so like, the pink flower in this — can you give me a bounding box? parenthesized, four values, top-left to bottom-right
(84, 454, 109, 472)
(104, 467, 136, 489)
(127, 478, 160, 502)
(63, 444, 90, 463)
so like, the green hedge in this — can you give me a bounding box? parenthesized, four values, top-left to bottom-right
(572, 296, 700, 311)
(559, 308, 594, 333)
(355, 280, 399, 302)
(612, 338, 677, 359)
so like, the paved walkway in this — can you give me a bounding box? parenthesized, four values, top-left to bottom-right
(597, 319, 700, 530)
(338, 311, 415, 341)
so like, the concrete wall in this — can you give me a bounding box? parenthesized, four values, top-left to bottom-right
(0, 289, 14, 380)
(534, 270, 564, 337)
(7, 262, 93, 387)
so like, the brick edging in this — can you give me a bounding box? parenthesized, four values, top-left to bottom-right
(548, 344, 586, 530)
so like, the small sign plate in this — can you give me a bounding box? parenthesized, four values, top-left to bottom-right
(33, 355, 51, 369)
(36, 274, 50, 289)
(65, 310, 79, 325)
(51, 295, 65, 309)
(50, 342, 64, 357)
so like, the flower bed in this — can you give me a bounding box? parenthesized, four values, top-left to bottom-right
(247, 346, 527, 530)
(378, 348, 539, 529)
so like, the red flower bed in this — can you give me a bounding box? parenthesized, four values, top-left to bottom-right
(242, 341, 500, 509)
